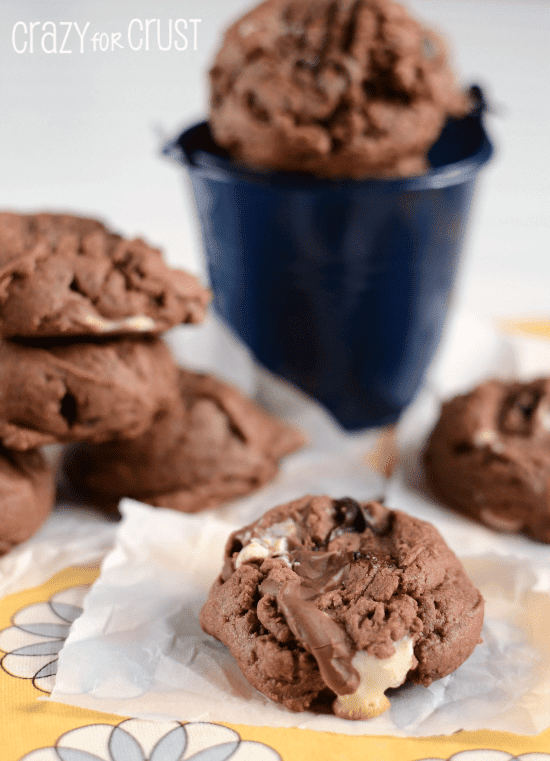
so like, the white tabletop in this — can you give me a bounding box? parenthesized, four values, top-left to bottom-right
(1, 0, 549, 319)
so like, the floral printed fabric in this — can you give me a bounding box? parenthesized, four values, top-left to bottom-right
(0, 585, 87, 693)
(1, 566, 550, 761)
(19, 719, 281, 760)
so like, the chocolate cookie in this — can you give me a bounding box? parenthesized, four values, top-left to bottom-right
(0, 447, 55, 555)
(63, 368, 306, 513)
(200, 495, 484, 717)
(424, 378, 550, 542)
(209, 0, 469, 178)
(0, 336, 179, 450)
(0, 212, 210, 338)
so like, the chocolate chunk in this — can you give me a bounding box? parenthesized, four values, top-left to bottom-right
(334, 497, 367, 533)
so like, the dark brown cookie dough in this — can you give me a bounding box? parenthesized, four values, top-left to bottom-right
(200, 495, 484, 717)
(209, 0, 469, 178)
(0, 336, 179, 450)
(0, 447, 55, 555)
(62, 368, 306, 512)
(0, 212, 210, 338)
(424, 378, 550, 543)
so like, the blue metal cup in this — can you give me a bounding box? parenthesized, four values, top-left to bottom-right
(166, 88, 493, 430)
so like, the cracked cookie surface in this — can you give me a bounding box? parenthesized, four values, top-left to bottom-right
(200, 495, 484, 715)
(209, 0, 469, 178)
(0, 212, 210, 338)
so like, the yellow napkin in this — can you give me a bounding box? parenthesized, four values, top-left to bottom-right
(2, 569, 550, 759)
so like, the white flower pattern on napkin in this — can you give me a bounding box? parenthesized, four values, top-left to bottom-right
(0, 585, 87, 693)
(19, 719, 281, 760)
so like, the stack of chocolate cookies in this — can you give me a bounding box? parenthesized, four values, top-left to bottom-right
(0, 211, 305, 553)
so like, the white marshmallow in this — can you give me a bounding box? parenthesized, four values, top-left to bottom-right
(234, 519, 297, 568)
(84, 314, 157, 333)
(333, 636, 414, 720)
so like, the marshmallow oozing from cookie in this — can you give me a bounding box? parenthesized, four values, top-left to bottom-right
(200, 495, 484, 717)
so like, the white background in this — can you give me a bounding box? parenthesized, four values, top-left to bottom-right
(1, 0, 549, 318)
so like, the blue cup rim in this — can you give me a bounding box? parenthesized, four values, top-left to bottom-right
(165, 86, 494, 192)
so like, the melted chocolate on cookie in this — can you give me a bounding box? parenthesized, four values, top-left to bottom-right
(201, 495, 484, 714)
